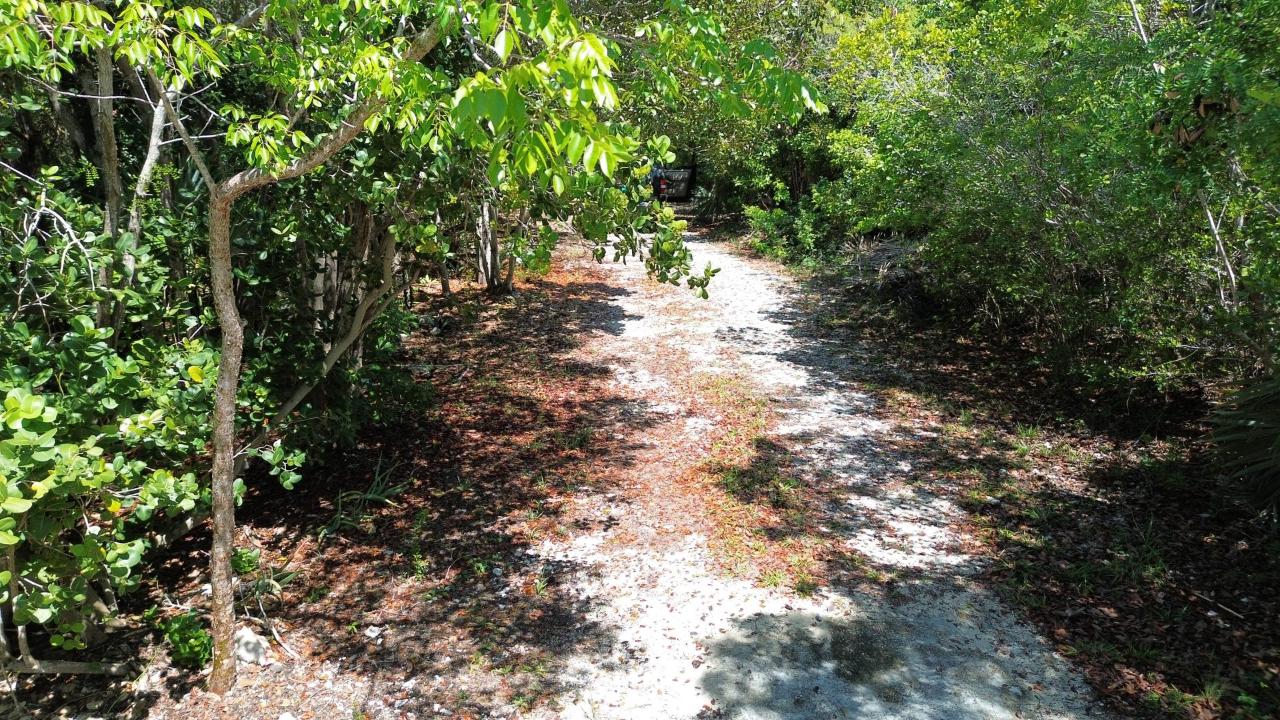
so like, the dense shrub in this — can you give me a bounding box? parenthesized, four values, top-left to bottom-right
(704, 0, 1279, 393)
(0, 168, 212, 649)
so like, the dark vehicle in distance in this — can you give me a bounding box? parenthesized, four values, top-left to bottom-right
(650, 166, 695, 201)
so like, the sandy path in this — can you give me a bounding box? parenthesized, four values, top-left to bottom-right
(532, 231, 1114, 720)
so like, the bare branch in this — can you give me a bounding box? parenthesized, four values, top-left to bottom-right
(1129, 0, 1150, 44)
(148, 70, 219, 192)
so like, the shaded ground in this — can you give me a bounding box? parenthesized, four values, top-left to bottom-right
(8, 222, 1271, 720)
(4, 262, 657, 719)
(773, 232, 1280, 719)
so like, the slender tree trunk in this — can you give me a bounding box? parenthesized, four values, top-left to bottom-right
(489, 208, 501, 291)
(89, 46, 124, 326)
(205, 195, 243, 694)
(436, 259, 452, 297)
(476, 200, 504, 291)
(502, 209, 528, 292)
(154, 18, 446, 694)
(111, 98, 167, 339)
(476, 204, 490, 288)
(262, 232, 399, 430)
(46, 88, 88, 156)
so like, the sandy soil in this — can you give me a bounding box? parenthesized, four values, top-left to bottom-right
(529, 230, 1114, 720)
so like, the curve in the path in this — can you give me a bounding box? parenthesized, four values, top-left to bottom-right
(535, 231, 1114, 720)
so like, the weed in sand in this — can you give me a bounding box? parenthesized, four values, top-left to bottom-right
(319, 457, 407, 544)
(793, 574, 819, 596)
(532, 573, 550, 597)
(760, 569, 787, 588)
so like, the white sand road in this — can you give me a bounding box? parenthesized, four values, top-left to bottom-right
(531, 230, 1115, 720)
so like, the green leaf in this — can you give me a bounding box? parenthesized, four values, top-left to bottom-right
(1247, 85, 1279, 106)
(2, 496, 33, 514)
(494, 29, 514, 62)
(477, 89, 507, 125)
(69, 315, 94, 335)
(598, 147, 613, 177)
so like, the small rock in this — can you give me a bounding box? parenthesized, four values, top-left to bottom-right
(133, 668, 161, 693)
(234, 627, 271, 665)
(364, 625, 384, 639)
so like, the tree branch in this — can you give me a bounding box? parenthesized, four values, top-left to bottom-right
(218, 19, 445, 202)
(149, 69, 219, 192)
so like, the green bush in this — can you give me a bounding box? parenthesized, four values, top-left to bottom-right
(0, 170, 214, 648)
(705, 0, 1280, 391)
(744, 205, 792, 259)
(231, 548, 262, 575)
(149, 610, 213, 670)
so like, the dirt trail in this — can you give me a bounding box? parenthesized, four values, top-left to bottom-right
(533, 230, 1113, 720)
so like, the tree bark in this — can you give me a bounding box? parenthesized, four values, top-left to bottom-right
(205, 195, 242, 694)
(89, 46, 124, 327)
(476, 200, 504, 291)
(111, 97, 168, 340)
(259, 231, 399, 436)
(436, 258, 452, 297)
(46, 87, 88, 156)
(503, 247, 516, 290)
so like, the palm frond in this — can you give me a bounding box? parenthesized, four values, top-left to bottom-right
(1214, 375, 1280, 517)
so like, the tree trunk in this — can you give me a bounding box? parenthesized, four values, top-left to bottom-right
(88, 46, 124, 326)
(503, 249, 516, 291)
(261, 231, 399, 432)
(154, 18, 446, 694)
(436, 258, 452, 297)
(111, 97, 167, 340)
(502, 210, 528, 292)
(205, 195, 243, 695)
(46, 88, 88, 156)
(476, 200, 504, 292)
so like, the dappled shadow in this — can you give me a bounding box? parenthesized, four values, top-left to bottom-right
(681, 230, 1277, 718)
(976, 452, 1280, 718)
(666, 231, 1111, 718)
(678, 232, 1021, 580)
(698, 596, 1089, 720)
(237, 275, 657, 716)
(8, 267, 658, 719)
